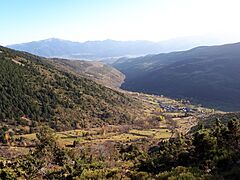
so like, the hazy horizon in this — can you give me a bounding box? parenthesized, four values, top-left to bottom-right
(1, 0, 240, 45)
(5, 34, 240, 46)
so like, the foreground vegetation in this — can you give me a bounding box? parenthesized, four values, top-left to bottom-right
(0, 118, 239, 179)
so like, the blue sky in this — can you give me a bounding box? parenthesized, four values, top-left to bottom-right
(1, 0, 240, 45)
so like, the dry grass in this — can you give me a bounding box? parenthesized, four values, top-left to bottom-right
(15, 126, 172, 148)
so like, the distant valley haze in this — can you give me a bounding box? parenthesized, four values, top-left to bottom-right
(6, 35, 240, 62)
(2, 0, 240, 61)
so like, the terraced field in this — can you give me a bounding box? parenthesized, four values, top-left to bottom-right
(15, 126, 172, 147)
(2, 91, 219, 160)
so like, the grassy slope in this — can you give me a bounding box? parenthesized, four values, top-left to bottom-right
(49, 58, 125, 88)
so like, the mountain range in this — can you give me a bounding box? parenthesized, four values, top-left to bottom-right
(7, 36, 228, 61)
(113, 42, 240, 111)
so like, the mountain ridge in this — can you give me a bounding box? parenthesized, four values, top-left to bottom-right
(113, 42, 240, 111)
(7, 36, 229, 61)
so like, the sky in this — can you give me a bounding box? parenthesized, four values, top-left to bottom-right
(1, 0, 240, 45)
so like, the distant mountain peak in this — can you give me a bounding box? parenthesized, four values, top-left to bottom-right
(40, 38, 72, 43)
(42, 38, 62, 42)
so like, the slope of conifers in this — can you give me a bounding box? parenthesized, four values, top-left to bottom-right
(113, 42, 240, 111)
(49, 58, 125, 88)
(191, 112, 240, 132)
(0, 46, 140, 132)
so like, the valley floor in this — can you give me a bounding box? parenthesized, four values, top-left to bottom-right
(1, 91, 218, 159)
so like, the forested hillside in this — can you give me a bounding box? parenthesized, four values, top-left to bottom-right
(192, 112, 240, 131)
(0, 46, 140, 133)
(114, 42, 240, 111)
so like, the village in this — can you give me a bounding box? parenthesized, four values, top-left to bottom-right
(128, 91, 218, 134)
